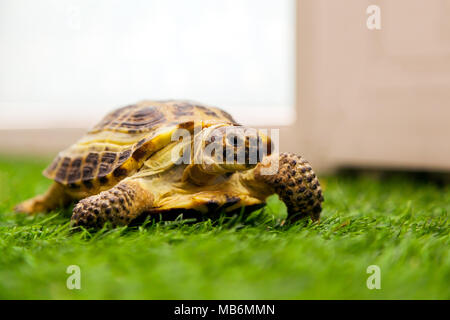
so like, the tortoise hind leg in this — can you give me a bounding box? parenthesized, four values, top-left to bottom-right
(71, 180, 154, 228)
(15, 182, 72, 214)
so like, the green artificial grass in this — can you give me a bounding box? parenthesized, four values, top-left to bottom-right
(0, 155, 448, 299)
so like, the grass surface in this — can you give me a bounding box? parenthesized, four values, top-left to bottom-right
(0, 155, 448, 299)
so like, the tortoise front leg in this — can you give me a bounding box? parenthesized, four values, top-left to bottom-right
(15, 182, 72, 214)
(71, 180, 154, 228)
(253, 153, 324, 221)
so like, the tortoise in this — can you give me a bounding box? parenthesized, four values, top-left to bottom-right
(15, 100, 323, 228)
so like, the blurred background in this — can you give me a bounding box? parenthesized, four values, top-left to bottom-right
(0, 0, 449, 173)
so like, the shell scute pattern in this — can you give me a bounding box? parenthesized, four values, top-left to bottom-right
(43, 100, 236, 187)
(171, 102, 195, 117)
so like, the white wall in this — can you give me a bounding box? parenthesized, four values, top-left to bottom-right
(0, 0, 295, 129)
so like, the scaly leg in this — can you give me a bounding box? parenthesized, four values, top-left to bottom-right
(253, 152, 324, 221)
(185, 152, 324, 221)
(15, 182, 72, 214)
(71, 180, 154, 228)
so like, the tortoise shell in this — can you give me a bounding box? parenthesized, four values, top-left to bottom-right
(44, 100, 236, 189)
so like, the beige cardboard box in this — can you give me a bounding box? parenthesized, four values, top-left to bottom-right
(291, 0, 450, 172)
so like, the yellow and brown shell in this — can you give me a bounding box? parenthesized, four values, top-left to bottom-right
(44, 100, 236, 191)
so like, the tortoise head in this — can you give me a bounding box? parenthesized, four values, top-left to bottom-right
(195, 125, 272, 170)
